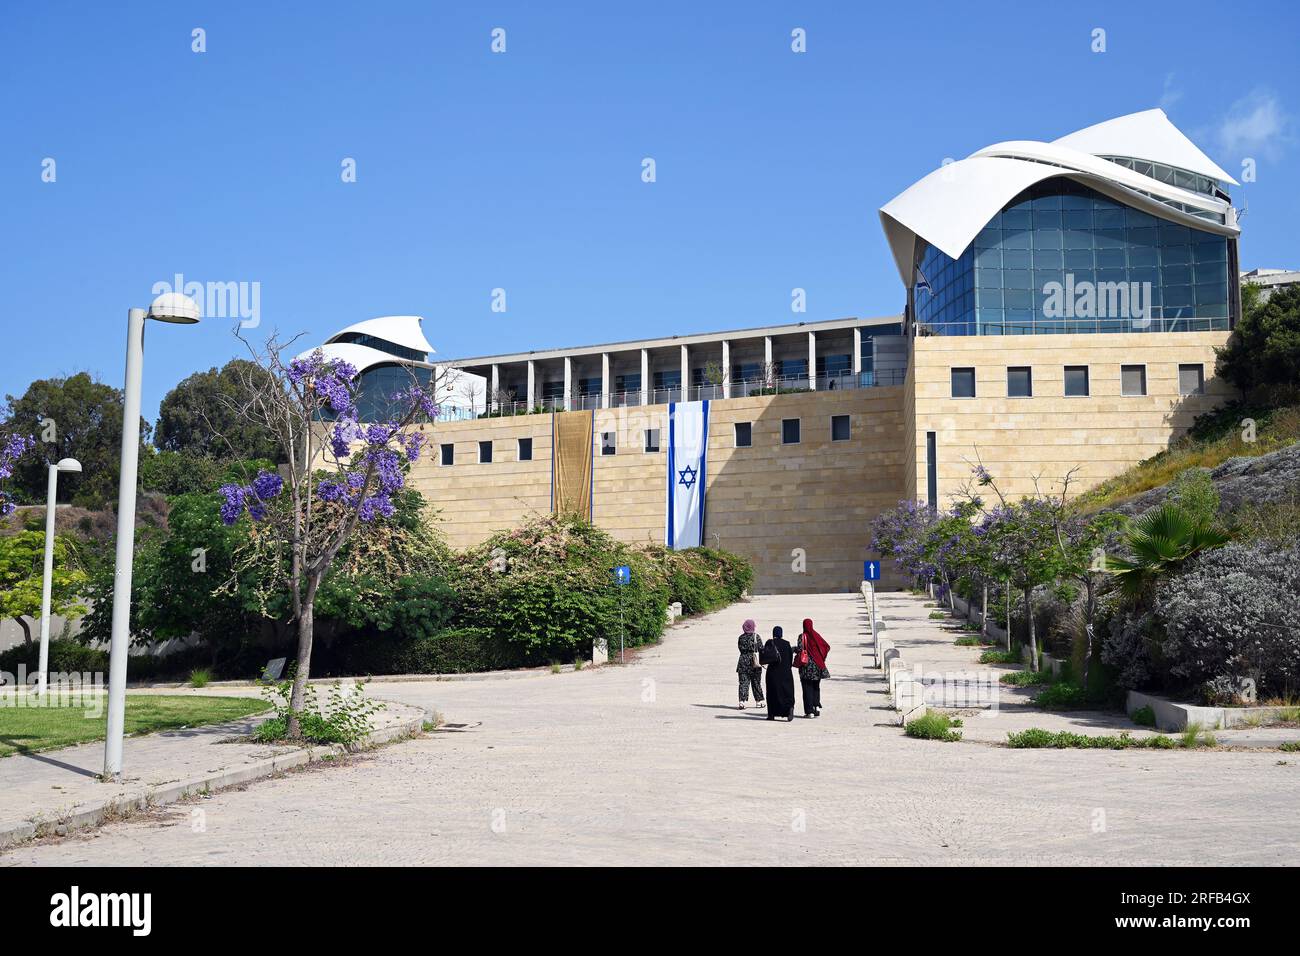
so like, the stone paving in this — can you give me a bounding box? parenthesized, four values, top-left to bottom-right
(4, 591, 1299, 866)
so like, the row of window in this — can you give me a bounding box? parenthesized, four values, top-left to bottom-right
(436, 416, 855, 465)
(949, 363, 1206, 399)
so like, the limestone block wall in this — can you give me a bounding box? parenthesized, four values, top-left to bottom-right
(407, 414, 554, 550)
(405, 388, 908, 593)
(904, 331, 1233, 505)
(700, 388, 905, 593)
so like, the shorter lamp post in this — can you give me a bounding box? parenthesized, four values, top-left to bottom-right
(37, 457, 81, 697)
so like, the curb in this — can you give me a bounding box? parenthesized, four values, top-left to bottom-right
(0, 707, 429, 852)
(128, 663, 595, 691)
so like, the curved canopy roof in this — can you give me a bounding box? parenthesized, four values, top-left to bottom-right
(878, 109, 1239, 285)
(298, 315, 435, 375)
(324, 315, 435, 356)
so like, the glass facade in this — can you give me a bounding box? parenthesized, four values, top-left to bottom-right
(330, 332, 428, 363)
(913, 178, 1232, 336)
(331, 362, 433, 422)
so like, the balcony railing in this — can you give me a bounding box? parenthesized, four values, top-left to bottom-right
(475, 367, 907, 416)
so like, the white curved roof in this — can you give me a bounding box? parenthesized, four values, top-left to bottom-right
(303, 342, 433, 377)
(1053, 109, 1237, 184)
(324, 315, 434, 356)
(878, 109, 1238, 285)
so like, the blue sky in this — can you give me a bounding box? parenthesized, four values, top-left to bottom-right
(2, 1, 1297, 421)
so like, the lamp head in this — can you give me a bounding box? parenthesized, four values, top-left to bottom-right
(148, 292, 201, 325)
(56, 458, 82, 473)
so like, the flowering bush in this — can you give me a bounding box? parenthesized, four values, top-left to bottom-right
(1155, 540, 1300, 699)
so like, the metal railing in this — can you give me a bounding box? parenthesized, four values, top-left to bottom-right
(472, 367, 908, 416)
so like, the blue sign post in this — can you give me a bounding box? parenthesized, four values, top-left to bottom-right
(863, 560, 881, 651)
(613, 565, 630, 661)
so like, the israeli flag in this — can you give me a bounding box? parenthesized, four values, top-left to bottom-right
(667, 400, 709, 549)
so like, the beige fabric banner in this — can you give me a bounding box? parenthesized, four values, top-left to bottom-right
(552, 410, 593, 519)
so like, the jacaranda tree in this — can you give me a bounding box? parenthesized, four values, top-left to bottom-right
(214, 337, 443, 737)
(0, 432, 34, 517)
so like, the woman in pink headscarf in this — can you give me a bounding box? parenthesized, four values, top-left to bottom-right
(735, 619, 765, 709)
(795, 618, 830, 717)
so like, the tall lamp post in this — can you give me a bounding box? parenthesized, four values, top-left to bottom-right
(103, 293, 200, 780)
(37, 457, 82, 697)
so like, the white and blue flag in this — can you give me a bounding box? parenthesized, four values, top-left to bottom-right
(666, 400, 709, 549)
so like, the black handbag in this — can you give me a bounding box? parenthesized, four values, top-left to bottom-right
(758, 639, 780, 666)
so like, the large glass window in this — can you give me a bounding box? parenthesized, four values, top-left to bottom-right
(915, 178, 1232, 336)
(346, 364, 434, 422)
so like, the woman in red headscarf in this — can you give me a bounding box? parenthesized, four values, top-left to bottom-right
(795, 618, 830, 717)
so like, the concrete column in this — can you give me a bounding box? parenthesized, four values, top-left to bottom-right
(764, 335, 773, 384)
(852, 327, 862, 381)
(640, 348, 649, 405)
(601, 352, 611, 408)
(490, 364, 500, 410)
(564, 355, 573, 411)
(527, 359, 536, 407)
(680, 344, 689, 401)
(808, 330, 817, 391)
(721, 339, 731, 399)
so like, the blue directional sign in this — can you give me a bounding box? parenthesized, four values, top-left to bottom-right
(614, 564, 631, 586)
(863, 560, 881, 581)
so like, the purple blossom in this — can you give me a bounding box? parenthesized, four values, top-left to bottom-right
(252, 470, 283, 500)
(218, 484, 246, 525)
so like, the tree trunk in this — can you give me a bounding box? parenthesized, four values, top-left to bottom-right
(16, 617, 32, 644)
(287, 601, 314, 738)
(1005, 581, 1011, 652)
(980, 583, 989, 637)
(1023, 586, 1038, 670)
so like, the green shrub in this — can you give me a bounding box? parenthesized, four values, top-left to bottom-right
(954, 636, 982, 646)
(904, 712, 962, 741)
(1279, 741, 1300, 753)
(979, 649, 1018, 665)
(254, 672, 384, 748)
(1006, 728, 1178, 749)
(334, 627, 512, 675)
(188, 668, 212, 688)
(1000, 670, 1049, 686)
(451, 515, 752, 663)
(1131, 705, 1156, 727)
(0, 639, 107, 675)
(1031, 682, 1090, 709)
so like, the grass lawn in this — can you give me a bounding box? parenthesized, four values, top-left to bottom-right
(0, 695, 270, 757)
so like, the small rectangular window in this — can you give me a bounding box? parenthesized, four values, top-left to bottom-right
(478, 440, 492, 463)
(1007, 366, 1032, 398)
(440, 443, 454, 466)
(1064, 365, 1090, 397)
(734, 422, 752, 447)
(517, 437, 533, 461)
(782, 418, 800, 444)
(1178, 363, 1204, 395)
(1121, 365, 1147, 397)
(831, 414, 850, 441)
(601, 432, 616, 456)
(644, 428, 660, 453)
(951, 367, 976, 398)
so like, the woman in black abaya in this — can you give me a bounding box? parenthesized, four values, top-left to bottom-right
(761, 625, 796, 722)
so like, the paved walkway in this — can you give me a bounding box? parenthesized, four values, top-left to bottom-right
(4, 591, 1299, 865)
(0, 692, 426, 846)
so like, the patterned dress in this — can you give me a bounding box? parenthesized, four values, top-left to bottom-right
(736, 633, 765, 702)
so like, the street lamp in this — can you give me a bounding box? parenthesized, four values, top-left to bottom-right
(36, 457, 81, 697)
(103, 292, 200, 780)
